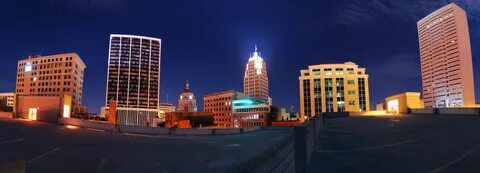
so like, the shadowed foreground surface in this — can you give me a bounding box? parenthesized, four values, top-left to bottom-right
(0, 119, 291, 173)
(307, 114, 480, 173)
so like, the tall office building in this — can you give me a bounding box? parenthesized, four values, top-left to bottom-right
(299, 62, 370, 121)
(244, 45, 270, 103)
(203, 90, 243, 128)
(105, 34, 161, 126)
(417, 3, 475, 108)
(15, 53, 86, 105)
(178, 81, 197, 112)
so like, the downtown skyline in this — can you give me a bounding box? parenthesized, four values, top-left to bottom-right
(1, 0, 480, 113)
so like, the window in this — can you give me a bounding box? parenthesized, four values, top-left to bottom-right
(325, 78, 334, 112)
(314, 79, 322, 115)
(347, 68, 354, 74)
(312, 69, 321, 75)
(336, 78, 345, 112)
(347, 80, 355, 85)
(324, 68, 332, 75)
(348, 101, 355, 106)
(335, 68, 344, 75)
(348, 90, 355, 95)
(303, 79, 311, 117)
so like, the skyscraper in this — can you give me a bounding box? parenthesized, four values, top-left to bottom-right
(178, 81, 197, 112)
(417, 3, 475, 108)
(299, 62, 370, 121)
(243, 45, 270, 103)
(105, 34, 161, 126)
(15, 53, 86, 105)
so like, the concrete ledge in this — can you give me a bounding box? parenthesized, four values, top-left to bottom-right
(173, 128, 213, 135)
(411, 108, 436, 114)
(411, 108, 480, 116)
(243, 126, 261, 132)
(118, 125, 170, 135)
(437, 108, 480, 115)
(59, 118, 115, 131)
(59, 118, 261, 136)
(260, 126, 292, 130)
(324, 112, 350, 119)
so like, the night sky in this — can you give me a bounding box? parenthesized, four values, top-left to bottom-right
(1, 0, 479, 113)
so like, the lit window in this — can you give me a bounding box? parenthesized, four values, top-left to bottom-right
(25, 62, 32, 72)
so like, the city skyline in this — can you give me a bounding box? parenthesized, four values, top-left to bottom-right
(1, 1, 480, 113)
(3, 1, 480, 172)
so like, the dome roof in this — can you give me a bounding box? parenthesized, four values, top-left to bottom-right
(178, 80, 197, 112)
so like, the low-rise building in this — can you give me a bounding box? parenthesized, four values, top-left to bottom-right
(299, 62, 370, 122)
(165, 112, 214, 128)
(203, 90, 243, 128)
(0, 92, 15, 112)
(14, 94, 72, 122)
(376, 103, 385, 111)
(158, 103, 175, 122)
(232, 97, 270, 128)
(383, 92, 424, 114)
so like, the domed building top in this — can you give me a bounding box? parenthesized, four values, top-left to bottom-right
(178, 81, 197, 112)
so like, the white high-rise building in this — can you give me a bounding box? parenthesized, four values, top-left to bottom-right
(243, 45, 270, 103)
(417, 3, 475, 108)
(105, 34, 161, 126)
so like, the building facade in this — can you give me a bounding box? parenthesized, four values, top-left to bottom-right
(244, 45, 270, 103)
(178, 81, 197, 112)
(299, 62, 370, 121)
(105, 34, 161, 126)
(15, 95, 72, 122)
(417, 3, 475, 108)
(158, 103, 175, 121)
(232, 97, 270, 128)
(15, 53, 86, 106)
(0, 93, 15, 112)
(203, 90, 243, 128)
(384, 92, 424, 114)
(165, 112, 214, 128)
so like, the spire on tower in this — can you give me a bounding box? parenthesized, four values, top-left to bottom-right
(185, 80, 190, 90)
(255, 44, 258, 52)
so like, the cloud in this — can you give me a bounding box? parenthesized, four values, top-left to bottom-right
(331, 0, 480, 26)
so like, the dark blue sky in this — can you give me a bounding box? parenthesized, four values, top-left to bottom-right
(0, 0, 479, 113)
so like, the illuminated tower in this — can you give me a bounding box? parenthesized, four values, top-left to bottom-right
(417, 3, 475, 107)
(178, 81, 197, 112)
(243, 45, 269, 103)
